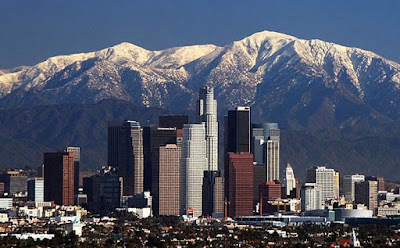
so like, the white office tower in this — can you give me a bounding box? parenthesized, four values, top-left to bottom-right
(27, 178, 44, 202)
(266, 139, 280, 182)
(306, 166, 336, 208)
(251, 123, 280, 182)
(343, 174, 365, 202)
(284, 163, 296, 197)
(301, 183, 321, 211)
(180, 124, 208, 217)
(197, 87, 218, 171)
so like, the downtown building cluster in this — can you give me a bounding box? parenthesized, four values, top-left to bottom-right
(0, 87, 399, 225)
(95, 86, 290, 218)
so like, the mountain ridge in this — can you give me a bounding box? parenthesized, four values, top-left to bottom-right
(1, 30, 400, 178)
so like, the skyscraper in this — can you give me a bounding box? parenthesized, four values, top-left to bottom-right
(0, 171, 28, 195)
(259, 181, 282, 214)
(180, 123, 208, 217)
(44, 152, 74, 206)
(154, 144, 181, 216)
(27, 178, 44, 202)
(253, 163, 266, 206)
(83, 166, 122, 214)
(301, 183, 321, 211)
(342, 174, 365, 202)
(143, 126, 177, 192)
(355, 180, 378, 212)
(65, 146, 80, 195)
(251, 123, 280, 182)
(306, 166, 336, 208)
(108, 120, 144, 196)
(159, 115, 189, 129)
(197, 87, 218, 171)
(225, 107, 251, 154)
(227, 152, 254, 217)
(224, 107, 250, 199)
(284, 163, 296, 197)
(334, 171, 340, 199)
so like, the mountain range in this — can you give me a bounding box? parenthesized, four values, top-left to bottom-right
(1, 30, 400, 180)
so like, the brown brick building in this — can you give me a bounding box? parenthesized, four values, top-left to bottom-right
(44, 152, 74, 206)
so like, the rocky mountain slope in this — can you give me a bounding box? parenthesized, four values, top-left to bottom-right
(1, 31, 399, 127)
(1, 30, 400, 178)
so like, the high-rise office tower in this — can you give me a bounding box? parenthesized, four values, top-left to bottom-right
(108, 120, 144, 196)
(377, 176, 385, 192)
(224, 107, 251, 199)
(301, 183, 321, 211)
(65, 146, 80, 195)
(83, 166, 122, 214)
(306, 166, 336, 208)
(259, 181, 282, 214)
(180, 123, 208, 217)
(253, 163, 266, 205)
(0, 183, 4, 196)
(213, 175, 225, 216)
(154, 144, 181, 216)
(342, 174, 365, 202)
(334, 171, 340, 199)
(355, 180, 378, 212)
(202, 171, 225, 216)
(44, 152, 74, 206)
(251, 123, 280, 182)
(27, 178, 44, 202)
(143, 126, 177, 192)
(225, 107, 251, 154)
(264, 124, 280, 182)
(284, 163, 296, 197)
(227, 152, 254, 217)
(159, 115, 189, 130)
(197, 87, 218, 172)
(0, 171, 28, 195)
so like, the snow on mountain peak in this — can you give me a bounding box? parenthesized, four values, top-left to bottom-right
(0, 30, 400, 114)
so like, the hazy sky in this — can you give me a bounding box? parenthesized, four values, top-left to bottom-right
(1, 0, 399, 68)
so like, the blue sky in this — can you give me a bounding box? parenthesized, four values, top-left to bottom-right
(1, 0, 399, 68)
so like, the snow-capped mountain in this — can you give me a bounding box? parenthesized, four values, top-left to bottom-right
(1, 31, 400, 132)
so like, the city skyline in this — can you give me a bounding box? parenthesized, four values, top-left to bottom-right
(0, 1, 399, 245)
